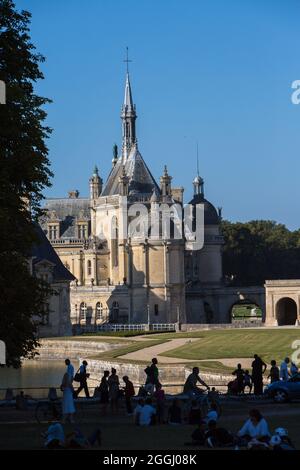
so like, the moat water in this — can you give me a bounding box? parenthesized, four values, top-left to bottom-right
(0, 359, 72, 399)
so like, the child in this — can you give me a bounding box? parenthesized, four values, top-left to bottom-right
(268, 360, 280, 383)
(243, 370, 253, 393)
(205, 402, 219, 424)
(133, 398, 144, 425)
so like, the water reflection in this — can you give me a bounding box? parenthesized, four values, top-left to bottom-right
(0, 360, 75, 399)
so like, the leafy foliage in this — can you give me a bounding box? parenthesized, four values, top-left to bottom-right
(0, 0, 53, 366)
(222, 220, 300, 286)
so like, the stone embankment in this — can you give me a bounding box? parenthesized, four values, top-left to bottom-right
(37, 338, 233, 390)
(37, 339, 123, 360)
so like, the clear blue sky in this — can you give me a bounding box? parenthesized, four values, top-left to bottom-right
(16, 0, 300, 229)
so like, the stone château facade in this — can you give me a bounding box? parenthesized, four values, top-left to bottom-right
(40, 70, 266, 330)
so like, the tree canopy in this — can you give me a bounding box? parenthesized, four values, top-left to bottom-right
(0, 0, 53, 366)
(222, 220, 300, 286)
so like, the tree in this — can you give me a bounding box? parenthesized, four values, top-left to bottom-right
(0, 0, 53, 367)
(222, 220, 300, 286)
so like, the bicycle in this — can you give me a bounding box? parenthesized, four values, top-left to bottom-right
(185, 389, 222, 417)
(35, 399, 62, 424)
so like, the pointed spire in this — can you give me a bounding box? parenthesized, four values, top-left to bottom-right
(124, 73, 134, 110)
(121, 48, 137, 162)
(193, 142, 204, 196)
(93, 165, 99, 177)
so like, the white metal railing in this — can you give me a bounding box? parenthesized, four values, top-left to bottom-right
(74, 323, 176, 333)
(96, 324, 146, 332)
(151, 323, 176, 331)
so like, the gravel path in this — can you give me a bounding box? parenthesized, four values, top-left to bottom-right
(119, 338, 200, 363)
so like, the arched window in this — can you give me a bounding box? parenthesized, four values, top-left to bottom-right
(96, 302, 103, 320)
(111, 301, 119, 321)
(79, 302, 87, 321)
(87, 260, 92, 276)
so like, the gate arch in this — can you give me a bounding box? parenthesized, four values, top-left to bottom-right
(276, 297, 297, 326)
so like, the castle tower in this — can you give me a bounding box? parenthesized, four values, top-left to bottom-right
(89, 166, 102, 199)
(160, 165, 172, 201)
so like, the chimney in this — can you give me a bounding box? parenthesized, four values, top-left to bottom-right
(68, 190, 80, 199)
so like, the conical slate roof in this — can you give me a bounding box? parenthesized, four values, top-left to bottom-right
(101, 145, 160, 197)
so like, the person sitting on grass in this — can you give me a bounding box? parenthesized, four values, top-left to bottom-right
(237, 409, 270, 447)
(139, 397, 156, 426)
(184, 420, 207, 446)
(168, 398, 182, 425)
(269, 427, 295, 451)
(42, 421, 65, 449)
(205, 402, 219, 424)
(188, 400, 202, 425)
(232, 364, 245, 394)
(205, 420, 234, 448)
(66, 427, 101, 448)
(154, 383, 165, 424)
(133, 398, 145, 425)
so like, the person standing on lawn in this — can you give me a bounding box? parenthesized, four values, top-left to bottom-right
(280, 357, 290, 381)
(123, 376, 135, 415)
(251, 354, 267, 395)
(268, 360, 280, 383)
(145, 358, 160, 391)
(75, 360, 90, 398)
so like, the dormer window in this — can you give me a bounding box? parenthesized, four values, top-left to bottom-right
(78, 223, 88, 239)
(49, 224, 59, 240)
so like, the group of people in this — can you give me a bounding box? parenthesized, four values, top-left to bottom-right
(45, 355, 297, 451)
(97, 369, 135, 415)
(185, 408, 295, 450)
(43, 422, 101, 449)
(133, 396, 219, 427)
(228, 355, 299, 395)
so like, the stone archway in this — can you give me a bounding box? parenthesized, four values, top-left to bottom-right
(276, 297, 297, 326)
(229, 299, 262, 322)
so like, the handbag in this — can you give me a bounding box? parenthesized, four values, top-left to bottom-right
(73, 368, 82, 383)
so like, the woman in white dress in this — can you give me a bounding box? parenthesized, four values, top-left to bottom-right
(61, 372, 76, 423)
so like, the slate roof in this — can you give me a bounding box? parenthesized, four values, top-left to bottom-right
(101, 145, 160, 197)
(188, 193, 220, 225)
(40, 197, 90, 239)
(31, 224, 75, 282)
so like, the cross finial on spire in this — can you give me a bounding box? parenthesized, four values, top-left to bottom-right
(124, 47, 132, 74)
(196, 141, 199, 177)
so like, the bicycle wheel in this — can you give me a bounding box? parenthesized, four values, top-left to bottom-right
(200, 396, 222, 417)
(35, 402, 52, 424)
(35, 401, 62, 424)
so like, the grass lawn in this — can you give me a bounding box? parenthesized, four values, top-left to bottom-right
(89, 339, 170, 362)
(1, 400, 300, 449)
(160, 329, 300, 364)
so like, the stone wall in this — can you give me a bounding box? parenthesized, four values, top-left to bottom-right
(37, 339, 124, 360)
(81, 358, 188, 390)
(180, 320, 263, 331)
